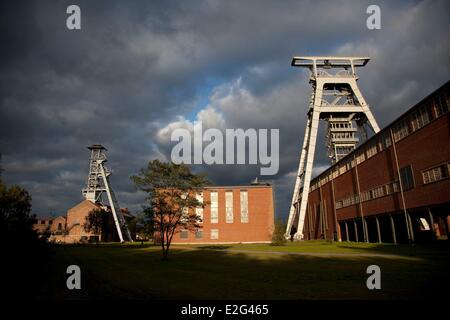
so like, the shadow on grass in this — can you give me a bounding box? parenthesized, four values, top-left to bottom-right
(40, 243, 450, 300)
(197, 245, 232, 250)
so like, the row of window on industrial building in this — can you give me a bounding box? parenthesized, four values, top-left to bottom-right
(335, 161, 450, 210)
(179, 229, 220, 240)
(310, 90, 449, 192)
(190, 190, 249, 224)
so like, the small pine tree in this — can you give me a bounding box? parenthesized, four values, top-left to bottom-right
(271, 218, 287, 246)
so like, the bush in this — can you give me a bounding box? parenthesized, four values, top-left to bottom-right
(271, 219, 287, 246)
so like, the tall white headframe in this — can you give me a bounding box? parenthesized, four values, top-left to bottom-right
(285, 56, 380, 240)
(82, 144, 133, 242)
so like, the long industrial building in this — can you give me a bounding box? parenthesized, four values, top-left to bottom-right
(293, 81, 450, 243)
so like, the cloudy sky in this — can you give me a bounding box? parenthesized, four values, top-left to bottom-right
(1, 0, 449, 219)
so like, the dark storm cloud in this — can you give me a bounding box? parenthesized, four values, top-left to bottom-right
(0, 0, 449, 219)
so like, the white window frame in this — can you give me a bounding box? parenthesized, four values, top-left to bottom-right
(180, 230, 188, 240)
(196, 192, 203, 224)
(210, 229, 219, 240)
(240, 190, 249, 223)
(195, 230, 203, 239)
(225, 191, 233, 223)
(210, 191, 218, 223)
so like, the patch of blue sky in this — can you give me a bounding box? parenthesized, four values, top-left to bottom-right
(187, 76, 227, 121)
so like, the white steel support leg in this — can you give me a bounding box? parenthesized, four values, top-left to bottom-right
(99, 162, 125, 243)
(294, 84, 323, 239)
(350, 79, 380, 133)
(285, 115, 312, 237)
(289, 57, 380, 241)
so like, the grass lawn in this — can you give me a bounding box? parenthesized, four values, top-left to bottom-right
(41, 240, 450, 300)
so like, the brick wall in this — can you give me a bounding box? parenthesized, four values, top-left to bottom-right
(65, 199, 101, 243)
(172, 185, 275, 244)
(303, 82, 450, 240)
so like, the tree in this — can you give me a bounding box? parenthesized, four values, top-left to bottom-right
(271, 218, 287, 246)
(84, 208, 108, 245)
(1, 180, 50, 299)
(131, 209, 154, 245)
(0, 180, 36, 243)
(131, 160, 210, 260)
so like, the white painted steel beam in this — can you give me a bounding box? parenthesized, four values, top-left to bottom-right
(285, 56, 380, 240)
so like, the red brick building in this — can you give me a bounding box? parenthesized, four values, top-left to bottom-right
(296, 81, 450, 243)
(64, 200, 103, 243)
(33, 215, 66, 240)
(33, 199, 134, 243)
(172, 183, 275, 244)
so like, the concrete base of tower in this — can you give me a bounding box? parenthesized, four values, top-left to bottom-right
(293, 232, 304, 240)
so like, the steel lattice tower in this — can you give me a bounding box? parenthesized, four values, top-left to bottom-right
(285, 57, 380, 240)
(82, 144, 133, 242)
